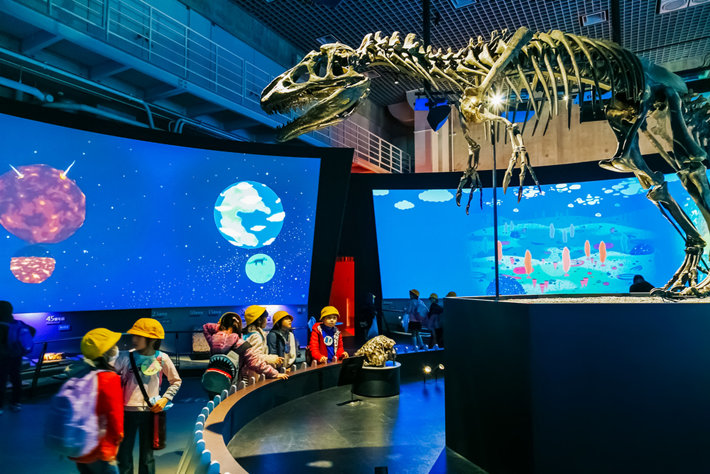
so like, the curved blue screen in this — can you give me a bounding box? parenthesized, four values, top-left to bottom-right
(373, 176, 707, 298)
(0, 113, 320, 312)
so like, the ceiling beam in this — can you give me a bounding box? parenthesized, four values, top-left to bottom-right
(186, 102, 227, 118)
(21, 31, 61, 55)
(144, 83, 185, 102)
(90, 60, 131, 80)
(610, 0, 622, 45)
(223, 116, 260, 131)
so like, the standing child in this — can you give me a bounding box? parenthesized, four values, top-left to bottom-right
(243, 305, 282, 368)
(267, 311, 301, 371)
(71, 328, 125, 473)
(309, 306, 349, 364)
(202, 312, 287, 383)
(115, 319, 181, 474)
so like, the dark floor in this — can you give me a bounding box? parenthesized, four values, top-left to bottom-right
(229, 381, 484, 474)
(0, 377, 209, 474)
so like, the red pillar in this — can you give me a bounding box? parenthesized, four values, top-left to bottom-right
(329, 256, 355, 336)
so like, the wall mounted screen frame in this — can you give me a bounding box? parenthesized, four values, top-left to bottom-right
(0, 101, 352, 314)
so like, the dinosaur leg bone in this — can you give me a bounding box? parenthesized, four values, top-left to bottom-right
(455, 111, 483, 214)
(479, 111, 541, 201)
(646, 180, 706, 295)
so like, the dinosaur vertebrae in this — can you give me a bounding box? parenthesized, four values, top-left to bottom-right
(355, 28, 645, 117)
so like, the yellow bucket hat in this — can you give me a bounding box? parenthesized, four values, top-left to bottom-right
(273, 310, 293, 326)
(245, 305, 267, 326)
(320, 306, 340, 320)
(81, 328, 122, 360)
(127, 318, 165, 340)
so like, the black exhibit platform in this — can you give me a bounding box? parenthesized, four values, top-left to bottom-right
(352, 361, 401, 397)
(444, 295, 710, 474)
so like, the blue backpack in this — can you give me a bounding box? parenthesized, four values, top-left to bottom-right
(0, 321, 33, 357)
(44, 370, 101, 458)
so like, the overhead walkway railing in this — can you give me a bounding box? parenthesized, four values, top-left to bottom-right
(6, 0, 412, 173)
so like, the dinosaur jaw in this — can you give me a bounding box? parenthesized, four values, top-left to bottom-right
(262, 79, 369, 142)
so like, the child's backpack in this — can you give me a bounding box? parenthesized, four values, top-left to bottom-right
(44, 370, 101, 458)
(202, 353, 239, 396)
(0, 321, 34, 357)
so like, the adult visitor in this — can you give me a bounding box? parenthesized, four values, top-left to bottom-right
(404, 289, 428, 350)
(0, 300, 35, 414)
(629, 275, 654, 293)
(355, 292, 378, 346)
(427, 293, 444, 349)
(115, 318, 181, 474)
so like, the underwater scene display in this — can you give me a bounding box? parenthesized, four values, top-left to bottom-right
(373, 175, 708, 298)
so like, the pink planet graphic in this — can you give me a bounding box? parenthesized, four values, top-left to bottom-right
(0, 164, 85, 243)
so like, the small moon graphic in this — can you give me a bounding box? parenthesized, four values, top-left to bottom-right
(245, 254, 276, 284)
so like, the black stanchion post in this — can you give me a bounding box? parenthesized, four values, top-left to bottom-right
(492, 128, 500, 300)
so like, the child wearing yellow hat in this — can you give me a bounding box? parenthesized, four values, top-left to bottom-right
(68, 328, 124, 472)
(115, 318, 181, 474)
(267, 311, 301, 371)
(243, 305, 282, 368)
(309, 306, 349, 364)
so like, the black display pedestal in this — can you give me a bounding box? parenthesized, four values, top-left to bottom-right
(353, 362, 401, 397)
(444, 295, 710, 474)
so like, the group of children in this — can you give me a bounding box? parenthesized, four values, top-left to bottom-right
(61, 318, 181, 474)
(201, 305, 350, 384)
(404, 289, 455, 350)
(47, 305, 351, 474)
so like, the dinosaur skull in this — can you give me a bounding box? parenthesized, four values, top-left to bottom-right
(261, 44, 371, 141)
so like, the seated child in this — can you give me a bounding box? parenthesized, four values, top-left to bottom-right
(267, 311, 301, 371)
(309, 306, 349, 364)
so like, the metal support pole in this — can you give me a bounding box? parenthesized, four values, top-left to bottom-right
(31, 341, 48, 398)
(492, 128, 500, 300)
(423, 0, 431, 48)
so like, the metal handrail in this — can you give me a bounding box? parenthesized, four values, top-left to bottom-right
(11, 0, 412, 173)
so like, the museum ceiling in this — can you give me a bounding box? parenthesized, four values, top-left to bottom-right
(237, 0, 710, 106)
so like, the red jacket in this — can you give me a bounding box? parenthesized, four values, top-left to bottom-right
(309, 323, 345, 362)
(73, 371, 124, 463)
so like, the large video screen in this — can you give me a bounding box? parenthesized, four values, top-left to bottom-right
(373, 176, 707, 297)
(0, 113, 320, 313)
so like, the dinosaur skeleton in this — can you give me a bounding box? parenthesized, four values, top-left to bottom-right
(261, 27, 710, 297)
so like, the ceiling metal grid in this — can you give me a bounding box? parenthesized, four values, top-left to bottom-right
(237, 0, 710, 105)
(621, 0, 710, 68)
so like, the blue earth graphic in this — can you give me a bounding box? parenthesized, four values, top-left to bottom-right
(214, 181, 285, 249)
(245, 254, 276, 284)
